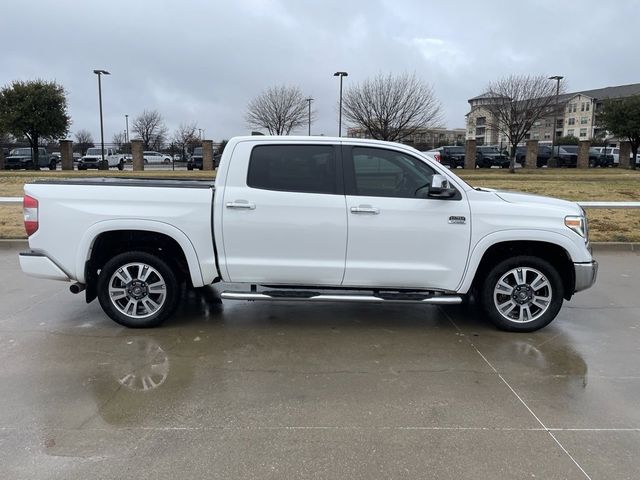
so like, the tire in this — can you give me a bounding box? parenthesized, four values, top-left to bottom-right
(118, 159, 125, 171)
(49, 160, 57, 170)
(97, 251, 180, 328)
(187, 164, 193, 171)
(480, 255, 564, 332)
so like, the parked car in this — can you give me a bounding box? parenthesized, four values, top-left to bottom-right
(187, 147, 203, 170)
(588, 147, 614, 167)
(423, 148, 442, 164)
(4, 147, 57, 170)
(476, 146, 509, 168)
(143, 151, 172, 164)
(78, 147, 125, 170)
(19, 135, 597, 333)
(553, 146, 579, 167)
(433, 146, 465, 168)
(515, 145, 551, 168)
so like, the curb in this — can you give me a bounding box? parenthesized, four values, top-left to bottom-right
(590, 242, 640, 252)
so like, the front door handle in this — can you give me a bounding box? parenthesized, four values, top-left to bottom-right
(226, 201, 256, 210)
(350, 205, 379, 214)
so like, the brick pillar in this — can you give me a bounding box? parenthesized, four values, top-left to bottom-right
(524, 140, 538, 169)
(132, 140, 144, 171)
(59, 139, 74, 170)
(619, 141, 631, 169)
(202, 140, 214, 171)
(464, 139, 476, 169)
(0, 145, 4, 170)
(577, 140, 591, 168)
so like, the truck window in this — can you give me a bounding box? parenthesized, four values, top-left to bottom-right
(247, 145, 337, 194)
(347, 147, 435, 198)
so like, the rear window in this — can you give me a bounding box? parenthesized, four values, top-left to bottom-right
(247, 145, 336, 194)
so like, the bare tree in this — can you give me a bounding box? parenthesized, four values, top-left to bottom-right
(172, 122, 198, 160)
(74, 129, 94, 155)
(132, 110, 168, 149)
(342, 73, 442, 142)
(112, 132, 126, 150)
(483, 74, 564, 172)
(245, 85, 308, 135)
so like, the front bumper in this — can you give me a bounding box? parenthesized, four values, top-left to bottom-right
(574, 260, 598, 293)
(19, 251, 70, 281)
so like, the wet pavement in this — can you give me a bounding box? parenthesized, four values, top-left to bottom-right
(0, 242, 638, 479)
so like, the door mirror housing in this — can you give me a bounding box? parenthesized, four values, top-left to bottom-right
(426, 174, 457, 199)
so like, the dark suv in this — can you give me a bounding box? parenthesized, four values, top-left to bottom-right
(436, 146, 465, 168)
(476, 146, 509, 168)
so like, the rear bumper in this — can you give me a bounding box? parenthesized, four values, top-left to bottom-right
(574, 260, 598, 293)
(19, 251, 70, 281)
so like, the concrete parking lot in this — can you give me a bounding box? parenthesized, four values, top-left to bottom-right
(0, 241, 638, 479)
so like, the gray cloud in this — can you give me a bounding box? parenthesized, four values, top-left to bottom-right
(2, 0, 639, 142)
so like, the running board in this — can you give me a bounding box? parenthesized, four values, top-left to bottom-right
(220, 291, 462, 305)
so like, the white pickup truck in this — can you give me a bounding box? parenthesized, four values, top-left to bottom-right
(19, 136, 597, 332)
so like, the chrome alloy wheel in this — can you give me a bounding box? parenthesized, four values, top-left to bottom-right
(493, 267, 552, 323)
(108, 262, 167, 319)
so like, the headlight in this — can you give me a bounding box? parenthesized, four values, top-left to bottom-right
(565, 215, 588, 240)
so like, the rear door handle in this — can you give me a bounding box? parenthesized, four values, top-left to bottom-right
(350, 205, 379, 214)
(226, 201, 256, 210)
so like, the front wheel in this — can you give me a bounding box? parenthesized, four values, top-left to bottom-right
(49, 160, 57, 170)
(97, 251, 180, 328)
(118, 159, 125, 170)
(480, 256, 564, 332)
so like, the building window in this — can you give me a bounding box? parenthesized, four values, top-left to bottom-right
(581, 103, 585, 111)
(579, 128, 587, 137)
(476, 117, 486, 126)
(475, 127, 485, 136)
(533, 133, 540, 139)
(568, 129, 575, 136)
(580, 117, 588, 124)
(586, 102, 590, 111)
(544, 133, 551, 140)
(568, 118, 575, 125)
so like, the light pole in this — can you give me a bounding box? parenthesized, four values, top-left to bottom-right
(306, 97, 313, 135)
(334, 71, 348, 137)
(125, 114, 129, 143)
(93, 69, 110, 167)
(549, 75, 563, 164)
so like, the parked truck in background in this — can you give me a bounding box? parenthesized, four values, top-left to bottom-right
(4, 147, 57, 170)
(19, 136, 597, 332)
(78, 147, 125, 170)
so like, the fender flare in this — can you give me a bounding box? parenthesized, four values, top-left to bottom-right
(458, 229, 584, 293)
(74, 219, 205, 287)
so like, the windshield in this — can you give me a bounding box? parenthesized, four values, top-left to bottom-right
(478, 146, 499, 153)
(446, 147, 464, 154)
(10, 148, 32, 156)
(193, 147, 203, 155)
(86, 148, 104, 155)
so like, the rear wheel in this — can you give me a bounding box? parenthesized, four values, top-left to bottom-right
(97, 251, 180, 328)
(118, 159, 125, 170)
(480, 256, 564, 332)
(49, 160, 57, 170)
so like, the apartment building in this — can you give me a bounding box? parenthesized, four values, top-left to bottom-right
(466, 82, 640, 145)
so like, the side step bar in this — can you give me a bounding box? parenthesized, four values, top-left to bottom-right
(220, 291, 462, 305)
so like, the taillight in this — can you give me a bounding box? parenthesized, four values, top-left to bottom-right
(434, 153, 441, 163)
(23, 195, 38, 237)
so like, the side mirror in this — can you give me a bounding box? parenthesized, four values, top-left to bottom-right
(427, 174, 457, 199)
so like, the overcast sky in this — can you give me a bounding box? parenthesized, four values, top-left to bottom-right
(2, 0, 640, 143)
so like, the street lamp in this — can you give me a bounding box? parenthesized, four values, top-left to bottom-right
(125, 114, 129, 143)
(93, 69, 110, 167)
(334, 71, 348, 137)
(548, 75, 563, 164)
(306, 97, 313, 135)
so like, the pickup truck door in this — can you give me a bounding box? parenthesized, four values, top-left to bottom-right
(220, 142, 347, 285)
(342, 145, 471, 291)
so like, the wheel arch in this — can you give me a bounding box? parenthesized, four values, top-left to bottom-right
(76, 220, 205, 300)
(461, 237, 577, 300)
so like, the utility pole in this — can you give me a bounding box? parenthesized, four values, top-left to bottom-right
(306, 97, 313, 135)
(93, 69, 110, 167)
(333, 71, 348, 137)
(548, 75, 564, 164)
